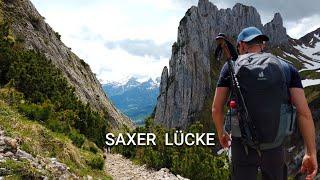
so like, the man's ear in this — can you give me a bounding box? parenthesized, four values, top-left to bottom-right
(259, 43, 266, 52)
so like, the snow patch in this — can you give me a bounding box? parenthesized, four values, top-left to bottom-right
(297, 55, 319, 70)
(104, 76, 135, 87)
(147, 80, 160, 90)
(283, 52, 296, 59)
(301, 79, 320, 88)
(293, 43, 320, 71)
(105, 76, 160, 89)
(294, 42, 320, 60)
(310, 37, 314, 44)
(118, 76, 136, 86)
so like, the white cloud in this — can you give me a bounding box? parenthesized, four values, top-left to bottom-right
(30, 0, 320, 83)
(30, 0, 176, 83)
(63, 34, 168, 83)
(105, 39, 173, 59)
(286, 14, 320, 39)
(93, 47, 169, 84)
(139, 0, 177, 11)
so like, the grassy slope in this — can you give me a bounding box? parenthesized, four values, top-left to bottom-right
(0, 3, 112, 178)
(300, 70, 320, 80)
(304, 84, 320, 105)
(0, 98, 111, 179)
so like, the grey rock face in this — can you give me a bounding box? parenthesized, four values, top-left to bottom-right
(154, 0, 289, 128)
(299, 27, 320, 47)
(3, 0, 134, 129)
(263, 13, 288, 46)
(154, 66, 169, 126)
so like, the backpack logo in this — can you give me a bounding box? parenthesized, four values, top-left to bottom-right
(257, 71, 267, 80)
(258, 72, 264, 78)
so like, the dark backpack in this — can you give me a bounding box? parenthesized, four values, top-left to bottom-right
(231, 53, 296, 150)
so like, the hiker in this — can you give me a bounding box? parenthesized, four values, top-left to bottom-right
(105, 144, 112, 153)
(212, 27, 318, 180)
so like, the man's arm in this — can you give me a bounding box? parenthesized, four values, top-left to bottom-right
(289, 88, 317, 179)
(212, 87, 230, 148)
(290, 88, 316, 155)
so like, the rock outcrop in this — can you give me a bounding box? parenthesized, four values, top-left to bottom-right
(0, 128, 78, 179)
(299, 27, 320, 47)
(155, 67, 169, 126)
(263, 13, 288, 46)
(154, 0, 289, 129)
(2, 0, 134, 129)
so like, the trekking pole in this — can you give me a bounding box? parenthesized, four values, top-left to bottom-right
(214, 33, 261, 155)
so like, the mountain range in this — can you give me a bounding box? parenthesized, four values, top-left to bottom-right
(154, 0, 320, 129)
(1, 0, 319, 178)
(103, 77, 160, 125)
(153, 0, 320, 176)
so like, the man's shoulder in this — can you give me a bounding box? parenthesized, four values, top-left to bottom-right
(275, 58, 303, 88)
(277, 59, 299, 73)
(236, 52, 275, 62)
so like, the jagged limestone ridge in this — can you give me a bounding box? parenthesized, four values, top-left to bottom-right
(154, 0, 290, 129)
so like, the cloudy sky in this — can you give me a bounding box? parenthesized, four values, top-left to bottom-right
(30, 0, 320, 83)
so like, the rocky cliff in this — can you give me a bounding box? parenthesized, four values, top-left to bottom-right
(154, 0, 290, 129)
(299, 27, 320, 48)
(1, 0, 134, 129)
(154, 0, 320, 176)
(263, 13, 288, 45)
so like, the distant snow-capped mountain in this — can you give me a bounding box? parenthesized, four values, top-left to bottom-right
(103, 77, 160, 125)
(278, 27, 320, 88)
(289, 27, 320, 72)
